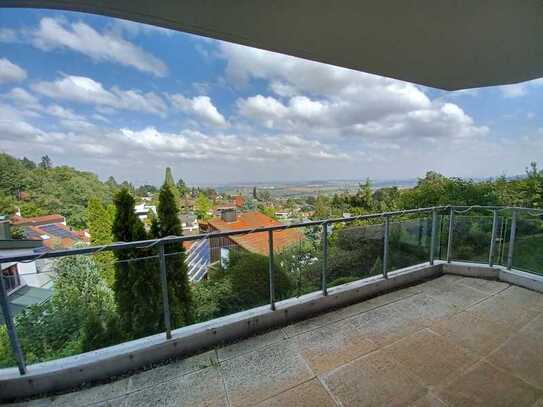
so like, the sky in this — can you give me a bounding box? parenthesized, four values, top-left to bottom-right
(1, 8, 543, 186)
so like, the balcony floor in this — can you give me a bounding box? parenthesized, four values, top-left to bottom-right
(10, 274, 543, 406)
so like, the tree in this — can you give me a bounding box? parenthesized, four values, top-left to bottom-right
(176, 178, 188, 197)
(195, 192, 212, 220)
(152, 183, 194, 327)
(87, 197, 116, 285)
(164, 167, 180, 202)
(112, 188, 162, 338)
(20, 157, 36, 170)
(313, 195, 331, 219)
(39, 155, 52, 170)
(253, 186, 258, 200)
(0, 254, 119, 366)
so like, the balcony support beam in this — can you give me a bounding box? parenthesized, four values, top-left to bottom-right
(489, 210, 498, 267)
(507, 210, 517, 270)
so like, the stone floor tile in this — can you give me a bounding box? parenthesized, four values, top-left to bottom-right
(128, 349, 218, 392)
(436, 361, 541, 407)
(424, 283, 490, 309)
(495, 285, 543, 310)
(384, 329, 477, 387)
(217, 329, 286, 361)
(520, 312, 543, 340)
(487, 333, 543, 389)
(468, 294, 540, 329)
(349, 305, 422, 346)
(430, 310, 513, 356)
(47, 378, 130, 407)
(417, 274, 464, 291)
(220, 340, 314, 407)
(389, 294, 458, 326)
(456, 277, 508, 295)
(255, 378, 336, 407)
(409, 392, 447, 407)
(123, 366, 226, 407)
(321, 350, 426, 407)
(283, 286, 420, 338)
(295, 319, 377, 374)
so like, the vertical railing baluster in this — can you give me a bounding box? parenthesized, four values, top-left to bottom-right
(382, 216, 390, 279)
(0, 273, 26, 375)
(489, 210, 498, 267)
(158, 242, 172, 339)
(429, 208, 437, 265)
(446, 207, 454, 263)
(321, 222, 328, 296)
(507, 210, 517, 270)
(268, 230, 275, 310)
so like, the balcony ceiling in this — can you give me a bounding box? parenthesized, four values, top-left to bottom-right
(4, 1, 543, 90)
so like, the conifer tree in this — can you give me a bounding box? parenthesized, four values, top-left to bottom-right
(164, 167, 180, 202)
(153, 183, 194, 327)
(87, 197, 115, 285)
(112, 188, 162, 338)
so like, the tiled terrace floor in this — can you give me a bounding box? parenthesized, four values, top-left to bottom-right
(10, 274, 543, 406)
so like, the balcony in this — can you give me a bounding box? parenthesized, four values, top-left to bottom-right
(1, 206, 543, 405)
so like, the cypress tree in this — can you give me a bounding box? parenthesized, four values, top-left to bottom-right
(154, 183, 194, 327)
(164, 167, 180, 202)
(112, 188, 162, 338)
(87, 197, 115, 286)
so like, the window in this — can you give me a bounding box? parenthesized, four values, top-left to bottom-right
(2, 264, 21, 293)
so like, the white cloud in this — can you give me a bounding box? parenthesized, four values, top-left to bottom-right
(0, 58, 26, 84)
(32, 18, 168, 77)
(170, 94, 227, 127)
(223, 43, 486, 143)
(498, 78, 543, 98)
(33, 75, 168, 116)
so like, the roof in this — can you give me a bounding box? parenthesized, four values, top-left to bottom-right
(0, 285, 52, 324)
(232, 195, 245, 208)
(11, 214, 65, 227)
(6, 1, 543, 90)
(208, 211, 302, 255)
(23, 223, 88, 250)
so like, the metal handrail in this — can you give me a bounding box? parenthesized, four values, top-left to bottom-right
(1, 203, 543, 376)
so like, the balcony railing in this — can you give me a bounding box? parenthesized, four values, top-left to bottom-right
(1, 205, 542, 378)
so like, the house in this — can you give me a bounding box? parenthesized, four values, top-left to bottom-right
(10, 214, 88, 250)
(203, 209, 303, 263)
(0, 220, 52, 324)
(274, 211, 289, 221)
(179, 213, 199, 235)
(231, 195, 245, 208)
(134, 203, 157, 222)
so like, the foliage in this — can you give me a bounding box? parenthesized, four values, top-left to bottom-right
(164, 167, 180, 203)
(112, 188, 161, 338)
(136, 184, 158, 196)
(257, 204, 276, 220)
(176, 178, 188, 197)
(0, 152, 117, 229)
(10, 227, 26, 240)
(87, 197, 116, 285)
(195, 192, 212, 220)
(152, 183, 194, 327)
(192, 278, 236, 322)
(0, 254, 118, 366)
(227, 250, 292, 308)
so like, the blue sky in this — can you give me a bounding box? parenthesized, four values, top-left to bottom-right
(1, 8, 543, 186)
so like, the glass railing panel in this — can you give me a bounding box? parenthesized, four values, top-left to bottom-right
(447, 214, 494, 263)
(188, 235, 269, 326)
(388, 216, 432, 271)
(325, 221, 384, 287)
(277, 225, 322, 298)
(512, 215, 543, 275)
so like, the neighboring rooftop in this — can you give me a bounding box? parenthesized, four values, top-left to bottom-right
(207, 211, 303, 255)
(0, 286, 52, 325)
(13, 274, 543, 406)
(10, 215, 65, 228)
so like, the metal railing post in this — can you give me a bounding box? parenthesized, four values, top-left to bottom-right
(446, 207, 454, 263)
(507, 210, 517, 270)
(429, 208, 437, 265)
(321, 222, 328, 296)
(382, 216, 390, 279)
(489, 210, 498, 267)
(0, 274, 26, 375)
(158, 243, 172, 339)
(268, 230, 275, 310)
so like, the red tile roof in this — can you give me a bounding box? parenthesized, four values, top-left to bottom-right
(207, 211, 303, 255)
(232, 195, 245, 208)
(11, 214, 65, 227)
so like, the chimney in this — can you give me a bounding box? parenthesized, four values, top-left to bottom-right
(0, 218, 11, 240)
(221, 208, 237, 222)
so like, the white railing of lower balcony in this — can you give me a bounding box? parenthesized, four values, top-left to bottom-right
(0, 205, 542, 395)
